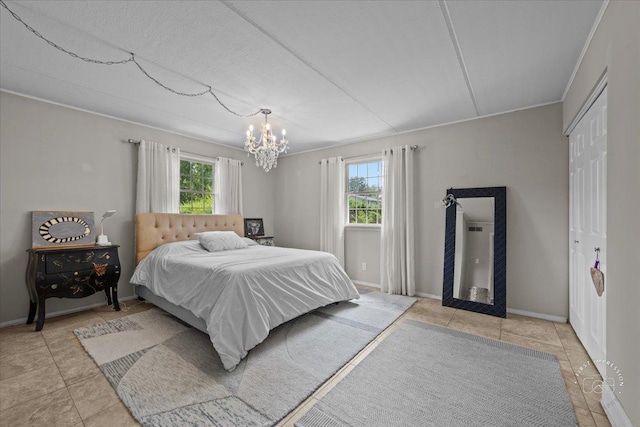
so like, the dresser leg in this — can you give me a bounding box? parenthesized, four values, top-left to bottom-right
(35, 297, 45, 331)
(27, 300, 37, 324)
(112, 287, 121, 311)
(105, 287, 112, 306)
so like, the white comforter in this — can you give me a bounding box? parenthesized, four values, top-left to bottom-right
(130, 240, 359, 370)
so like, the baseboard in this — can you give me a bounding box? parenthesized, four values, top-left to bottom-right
(415, 292, 442, 300)
(0, 295, 138, 329)
(356, 287, 566, 322)
(601, 384, 634, 427)
(413, 301, 566, 322)
(506, 308, 567, 323)
(352, 280, 381, 288)
(353, 282, 443, 302)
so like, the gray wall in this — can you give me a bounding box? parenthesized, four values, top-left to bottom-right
(0, 91, 275, 324)
(563, 2, 640, 424)
(274, 103, 569, 317)
(344, 228, 381, 285)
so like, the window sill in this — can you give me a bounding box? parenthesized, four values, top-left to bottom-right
(344, 224, 381, 232)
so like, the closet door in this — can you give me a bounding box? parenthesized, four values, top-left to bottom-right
(569, 87, 607, 372)
(569, 112, 586, 345)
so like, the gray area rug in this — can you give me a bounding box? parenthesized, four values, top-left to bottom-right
(297, 320, 577, 427)
(74, 290, 415, 426)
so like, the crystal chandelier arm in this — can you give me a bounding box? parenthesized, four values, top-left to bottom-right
(277, 143, 288, 153)
(244, 108, 288, 172)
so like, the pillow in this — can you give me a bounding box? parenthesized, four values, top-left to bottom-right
(196, 231, 248, 252)
(242, 237, 259, 246)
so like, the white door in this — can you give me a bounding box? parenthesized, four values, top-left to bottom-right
(569, 86, 607, 372)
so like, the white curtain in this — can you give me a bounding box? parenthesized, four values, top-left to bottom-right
(214, 157, 243, 215)
(136, 140, 180, 213)
(320, 157, 345, 266)
(380, 145, 415, 296)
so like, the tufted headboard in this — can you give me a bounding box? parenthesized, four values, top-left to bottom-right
(134, 213, 244, 265)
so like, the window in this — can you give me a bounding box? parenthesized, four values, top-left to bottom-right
(180, 158, 214, 214)
(347, 159, 382, 224)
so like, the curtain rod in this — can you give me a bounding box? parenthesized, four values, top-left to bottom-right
(318, 145, 419, 164)
(383, 145, 419, 155)
(126, 139, 243, 165)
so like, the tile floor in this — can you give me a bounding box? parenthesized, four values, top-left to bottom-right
(0, 293, 611, 427)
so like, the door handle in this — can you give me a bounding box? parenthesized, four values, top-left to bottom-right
(574, 240, 579, 244)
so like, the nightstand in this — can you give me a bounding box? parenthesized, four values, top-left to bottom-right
(248, 236, 275, 246)
(26, 245, 121, 331)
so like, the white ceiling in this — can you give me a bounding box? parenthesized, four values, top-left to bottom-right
(0, 1, 604, 154)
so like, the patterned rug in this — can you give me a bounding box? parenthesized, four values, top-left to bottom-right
(297, 319, 577, 427)
(74, 290, 415, 426)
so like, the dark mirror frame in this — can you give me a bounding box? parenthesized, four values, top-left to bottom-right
(442, 186, 507, 318)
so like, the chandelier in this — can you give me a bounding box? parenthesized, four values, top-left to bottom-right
(244, 109, 288, 172)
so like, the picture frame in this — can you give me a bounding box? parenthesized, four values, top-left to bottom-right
(32, 210, 96, 248)
(244, 218, 264, 237)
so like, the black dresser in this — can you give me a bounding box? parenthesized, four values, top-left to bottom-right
(26, 245, 121, 331)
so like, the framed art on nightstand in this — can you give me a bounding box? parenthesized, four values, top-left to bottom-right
(244, 218, 264, 237)
(31, 210, 96, 248)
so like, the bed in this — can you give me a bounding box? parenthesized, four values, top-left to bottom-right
(130, 213, 360, 371)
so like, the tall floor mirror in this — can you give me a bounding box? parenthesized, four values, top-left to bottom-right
(442, 187, 506, 318)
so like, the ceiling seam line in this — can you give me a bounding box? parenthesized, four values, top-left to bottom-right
(219, 0, 398, 133)
(438, 0, 480, 116)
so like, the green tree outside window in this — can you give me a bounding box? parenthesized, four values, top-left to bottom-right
(180, 160, 214, 214)
(347, 160, 382, 224)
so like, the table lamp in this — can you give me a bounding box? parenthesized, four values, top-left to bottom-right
(96, 210, 116, 246)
